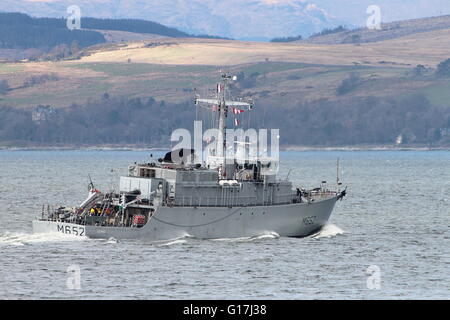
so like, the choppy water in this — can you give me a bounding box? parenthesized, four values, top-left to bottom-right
(0, 150, 448, 299)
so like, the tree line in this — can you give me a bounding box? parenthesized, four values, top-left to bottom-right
(270, 35, 302, 42)
(0, 92, 449, 147)
(0, 96, 195, 146)
(0, 12, 228, 54)
(252, 94, 448, 146)
(0, 12, 105, 50)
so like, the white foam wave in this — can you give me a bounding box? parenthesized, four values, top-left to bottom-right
(251, 231, 280, 240)
(157, 239, 188, 246)
(0, 231, 87, 246)
(211, 236, 250, 242)
(212, 231, 280, 242)
(310, 224, 344, 239)
(104, 237, 119, 244)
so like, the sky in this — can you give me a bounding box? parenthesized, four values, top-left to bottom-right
(17, 0, 450, 24)
(2, 0, 450, 39)
(310, 0, 450, 25)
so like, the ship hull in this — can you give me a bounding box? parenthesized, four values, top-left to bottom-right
(33, 196, 338, 241)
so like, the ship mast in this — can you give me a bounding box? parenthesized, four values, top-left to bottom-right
(217, 74, 230, 172)
(195, 73, 252, 179)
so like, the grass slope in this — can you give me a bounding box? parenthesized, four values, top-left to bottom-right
(0, 23, 450, 109)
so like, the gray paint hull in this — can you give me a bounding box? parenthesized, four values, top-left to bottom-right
(33, 196, 338, 241)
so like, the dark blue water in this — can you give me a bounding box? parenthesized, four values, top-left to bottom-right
(0, 150, 448, 299)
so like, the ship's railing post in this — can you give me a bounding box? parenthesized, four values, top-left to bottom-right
(225, 190, 227, 207)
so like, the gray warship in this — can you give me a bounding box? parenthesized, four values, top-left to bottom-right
(33, 74, 346, 241)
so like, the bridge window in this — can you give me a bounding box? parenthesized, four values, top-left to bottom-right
(139, 168, 155, 178)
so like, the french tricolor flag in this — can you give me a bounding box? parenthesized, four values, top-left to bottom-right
(232, 107, 244, 114)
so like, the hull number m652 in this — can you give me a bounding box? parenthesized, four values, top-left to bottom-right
(57, 224, 85, 237)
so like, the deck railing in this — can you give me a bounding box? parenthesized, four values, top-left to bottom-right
(173, 193, 296, 207)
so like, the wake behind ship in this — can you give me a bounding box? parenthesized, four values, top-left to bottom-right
(33, 74, 346, 240)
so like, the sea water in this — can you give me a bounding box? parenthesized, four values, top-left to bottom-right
(0, 150, 448, 299)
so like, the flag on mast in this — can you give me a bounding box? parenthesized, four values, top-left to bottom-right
(232, 107, 244, 114)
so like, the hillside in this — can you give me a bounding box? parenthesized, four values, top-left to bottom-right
(0, 12, 105, 50)
(1, 23, 450, 108)
(69, 29, 450, 67)
(91, 30, 169, 43)
(1, 15, 450, 147)
(305, 15, 450, 44)
(0, 12, 227, 61)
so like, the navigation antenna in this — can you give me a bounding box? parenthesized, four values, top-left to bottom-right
(88, 174, 95, 192)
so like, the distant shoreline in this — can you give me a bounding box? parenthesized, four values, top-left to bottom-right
(0, 146, 170, 152)
(282, 145, 448, 151)
(1, 144, 449, 152)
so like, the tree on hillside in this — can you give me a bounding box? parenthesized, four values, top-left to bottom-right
(413, 64, 426, 77)
(236, 72, 260, 89)
(270, 35, 302, 42)
(351, 34, 361, 45)
(310, 26, 347, 38)
(23, 74, 59, 88)
(336, 73, 362, 95)
(436, 58, 450, 77)
(70, 40, 80, 55)
(47, 44, 70, 60)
